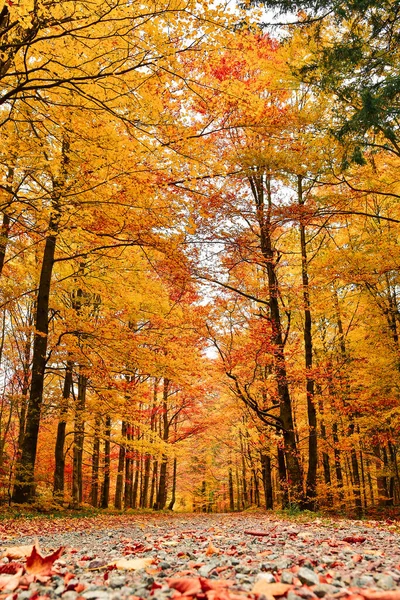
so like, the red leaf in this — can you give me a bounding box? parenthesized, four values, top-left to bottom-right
(200, 578, 234, 592)
(26, 544, 64, 576)
(358, 591, 400, 600)
(168, 577, 202, 595)
(0, 563, 24, 574)
(343, 537, 366, 544)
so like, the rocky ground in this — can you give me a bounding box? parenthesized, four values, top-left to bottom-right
(0, 513, 400, 600)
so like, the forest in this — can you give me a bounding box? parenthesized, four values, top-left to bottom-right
(0, 0, 399, 517)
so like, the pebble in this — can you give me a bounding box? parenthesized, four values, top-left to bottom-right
(62, 593, 78, 600)
(313, 584, 340, 598)
(297, 567, 320, 586)
(377, 575, 395, 590)
(354, 575, 375, 587)
(281, 571, 294, 584)
(256, 573, 276, 583)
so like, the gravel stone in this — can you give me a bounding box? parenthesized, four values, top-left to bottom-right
(354, 575, 375, 587)
(377, 575, 395, 590)
(256, 573, 276, 583)
(313, 584, 340, 598)
(297, 567, 320, 586)
(281, 571, 294, 584)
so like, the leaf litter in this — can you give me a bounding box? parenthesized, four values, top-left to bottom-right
(1, 514, 400, 600)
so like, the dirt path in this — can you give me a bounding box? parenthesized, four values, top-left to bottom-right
(0, 513, 399, 600)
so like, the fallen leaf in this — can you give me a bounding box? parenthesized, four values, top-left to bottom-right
(0, 568, 23, 591)
(244, 530, 270, 537)
(205, 590, 232, 600)
(358, 592, 400, 600)
(26, 544, 64, 576)
(343, 536, 366, 544)
(1, 545, 34, 559)
(252, 581, 293, 597)
(200, 578, 234, 592)
(206, 543, 220, 556)
(168, 577, 202, 595)
(108, 557, 153, 570)
(0, 563, 24, 574)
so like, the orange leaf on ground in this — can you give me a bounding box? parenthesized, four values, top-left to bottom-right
(108, 557, 153, 570)
(206, 543, 220, 556)
(252, 581, 293, 597)
(358, 591, 400, 600)
(200, 578, 234, 592)
(168, 577, 202, 595)
(26, 544, 64, 576)
(1, 545, 34, 559)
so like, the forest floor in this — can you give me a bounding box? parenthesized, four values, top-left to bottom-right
(0, 512, 399, 600)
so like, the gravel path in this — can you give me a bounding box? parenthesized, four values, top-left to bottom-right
(1, 513, 400, 600)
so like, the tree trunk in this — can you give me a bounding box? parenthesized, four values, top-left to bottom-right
(12, 140, 69, 504)
(250, 172, 303, 505)
(0, 167, 14, 277)
(101, 416, 111, 508)
(155, 378, 170, 510)
(168, 457, 177, 510)
(298, 176, 317, 510)
(228, 467, 235, 511)
(90, 417, 101, 507)
(53, 360, 73, 500)
(261, 453, 273, 509)
(17, 307, 34, 453)
(124, 424, 132, 508)
(277, 444, 288, 508)
(115, 421, 126, 510)
(150, 459, 158, 508)
(71, 371, 86, 508)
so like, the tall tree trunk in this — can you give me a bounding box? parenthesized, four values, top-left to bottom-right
(277, 444, 288, 508)
(0, 212, 10, 277)
(12, 139, 69, 503)
(298, 176, 318, 509)
(115, 421, 126, 510)
(17, 307, 34, 453)
(0, 167, 14, 277)
(101, 416, 111, 508)
(250, 172, 303, 504)
(168, 457, 177, 510)
(90, 417, 101, 507)
(155, 378, 169, 510)
(261, 453, 273, 509)
(318, 396, 332, 490)
(334, 290, 362, 516)
(53, 360, 73, 500)
(228, 467, 235, 511)
(132, 456, 139, 508)
(332, 421, 344, 491)
(150, 459, 158, 509)
(124, 424, 132, 508)
(240, 431, 248, 507)
(71, 371, 86, 508)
